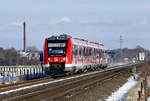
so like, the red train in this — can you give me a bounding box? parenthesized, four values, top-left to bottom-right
(41, 34, 108, 75)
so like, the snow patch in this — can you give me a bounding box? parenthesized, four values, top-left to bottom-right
(0, 75, 3, 78)
(148, 97, 150, 101)
(105, 73, 140, 101)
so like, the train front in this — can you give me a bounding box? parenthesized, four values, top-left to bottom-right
(42, 35, 72, 75)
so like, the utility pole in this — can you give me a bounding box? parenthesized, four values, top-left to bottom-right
(120, 35, 123, 50)
(120, 35, 123, 61)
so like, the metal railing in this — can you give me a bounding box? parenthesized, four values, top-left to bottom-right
(0, 65, 46, 84)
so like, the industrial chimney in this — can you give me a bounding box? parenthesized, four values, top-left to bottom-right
(23, 22, 26, 52)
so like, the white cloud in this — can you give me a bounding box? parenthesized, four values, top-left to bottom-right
(59, 17, 71, 23)
(48, 17, 71, 25)
(140, 19, 148, 25)
(80, 19, 113, 25)
(132, 19, 149, 27)
(9, 21, 22, 26)
(0, 21, 23, 31)
(134, 5, 150, 11)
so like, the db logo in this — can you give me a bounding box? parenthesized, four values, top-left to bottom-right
(55, 58, 58, 61)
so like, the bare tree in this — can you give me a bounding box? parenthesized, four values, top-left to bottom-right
(27, 46, 39, 52)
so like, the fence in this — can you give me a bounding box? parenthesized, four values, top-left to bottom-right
(137, 72, 150, 101)
(0, 65, 47, 84)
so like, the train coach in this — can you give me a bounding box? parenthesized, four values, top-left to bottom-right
(41, 34, 108, 75)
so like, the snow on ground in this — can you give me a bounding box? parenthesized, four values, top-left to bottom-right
(108, 62, 129, 67)
(0, 75, 3, 78)
(0, 74, 3, 80)
(105, 73, 140, 101)
(148, 97, 150, 101)
(0, 75, 4, 82)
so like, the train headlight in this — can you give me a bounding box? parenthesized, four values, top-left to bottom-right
(63, 58, 66, 61)
(48, 58, 52, 62)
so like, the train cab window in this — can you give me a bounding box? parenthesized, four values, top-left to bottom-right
(47, 40, 67, 57)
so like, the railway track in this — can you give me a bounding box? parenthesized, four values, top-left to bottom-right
(0, 63, 125, 92)
(0, 62, 144, 101)
(1, 69, 129, 101)
(0, 72, 91, 94)
(0, 77, 54, 93)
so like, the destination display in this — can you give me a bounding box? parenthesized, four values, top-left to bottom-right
(48, 43, 66, 47)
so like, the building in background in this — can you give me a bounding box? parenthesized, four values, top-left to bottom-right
(138, 52, 145, 61)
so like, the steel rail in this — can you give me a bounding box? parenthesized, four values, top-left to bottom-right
(4, 69, 126, 101)
(0, 62, 144, 101)
(0, 77, 54, 93)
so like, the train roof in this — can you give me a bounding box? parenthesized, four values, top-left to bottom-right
(47, 34, 106, 49)
(47, 34, 72, 40)
(72, 38, 106, 49)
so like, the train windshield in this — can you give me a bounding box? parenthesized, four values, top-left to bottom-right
(47, 40, 67, 57)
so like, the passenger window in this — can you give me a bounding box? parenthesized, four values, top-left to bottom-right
(79, 46, 82, 57)
(84, 47, 87, 56)
(72, 45, 74, 58)
(73, 45, 78, 58)
(76, 46, 78, 57)
(96, 49, 99, 59)
(94, 48, 96, 56)
(102, 50, 104, 58)
(100, 49, 102, 58)
(89, 48, 92, 57)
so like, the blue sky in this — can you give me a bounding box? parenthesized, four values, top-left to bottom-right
(0, 0, 150, 50)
